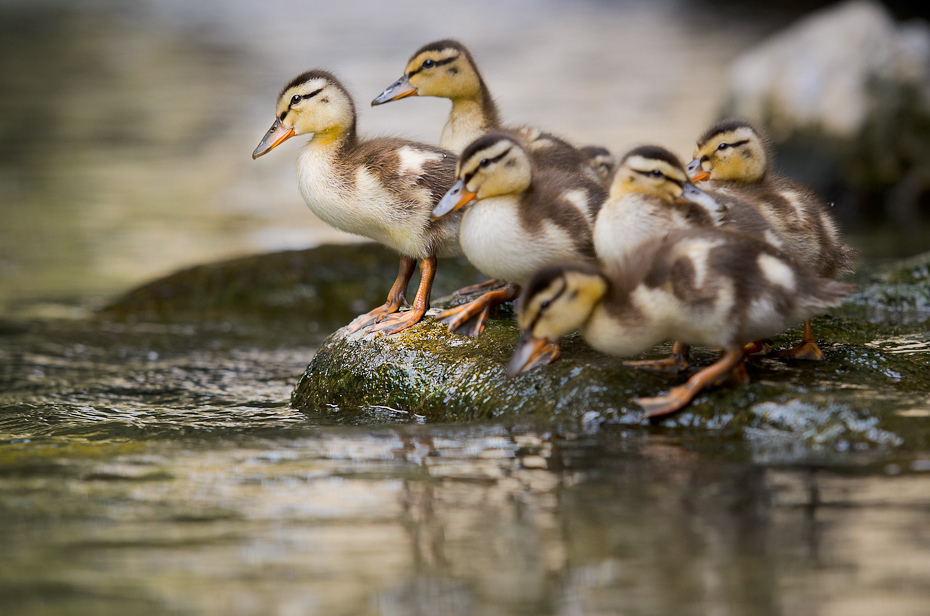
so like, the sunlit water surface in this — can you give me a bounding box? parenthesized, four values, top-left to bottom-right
(3, 0, 930, 614)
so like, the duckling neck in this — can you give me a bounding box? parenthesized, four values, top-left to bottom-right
(442, 95, 500, 153)
(308, 123, 357, 153)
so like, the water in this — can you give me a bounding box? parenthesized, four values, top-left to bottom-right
(3, 321, 930, 615)
(3, 0, 930, 613)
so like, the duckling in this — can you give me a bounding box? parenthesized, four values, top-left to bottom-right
(580, 145, 617, 186)
(594, 145, 784, 372)
(509, 228, 857, 419)
(252, 69, 461, 335)
(371, 39, 606, 184)
(687, 119, 856, 359)
(430, 132, 606, 349)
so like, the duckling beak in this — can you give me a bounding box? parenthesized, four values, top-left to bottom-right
(371, 74, 417, 106)
(252, 118, 295, 159)
(686, 158, 710, 182)
(506, 332, 553, 377)
(432, 179, 476, 220)
(679, 182, 721, 209)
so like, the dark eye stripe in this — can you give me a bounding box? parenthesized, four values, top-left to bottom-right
(408, 55, 457, 77)
(462, 147, 511, 184)
(280, 87, 324, 119)
(633, 168, 683, 186)
(529, 279, 567, 331)
(718, 139, 749, 150)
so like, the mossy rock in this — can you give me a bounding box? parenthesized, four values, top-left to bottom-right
(844, 248, 930, 316)
(98, 241, 930, 455)
(293, 305, 930, 455)
(100, 242, 486, 332)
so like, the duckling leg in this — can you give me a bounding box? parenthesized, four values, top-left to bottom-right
(345, 256, 416, 333)
(451, 278, 510, 298)
(633, 347, 745, 420)
(437, 283, 520, 337)
(368, 256, 438, 335)
(775, 319, 823, 360)
(744, 339, 772, 356)
(624, 342, 691, 373)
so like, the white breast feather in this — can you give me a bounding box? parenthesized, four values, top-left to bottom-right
(296, 145, 430, 258)
(594, 197, 666, 265)
(459, 198, 581, 285)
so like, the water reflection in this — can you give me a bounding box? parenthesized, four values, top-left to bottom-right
(3, 422, 930, 615)
(2, 318, 930, 613)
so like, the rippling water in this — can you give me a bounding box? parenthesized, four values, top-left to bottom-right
(3, 1, 930, 613)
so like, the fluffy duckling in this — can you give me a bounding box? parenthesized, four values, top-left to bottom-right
(252, 69, 460, 335)
(509, 228, 857, 419)
(430, 132, 606, 350)
(581, 145, 617, 186)
(687, 119, 856, 359)
(594, 145, 783, 371)
(371, 39, 605, 184)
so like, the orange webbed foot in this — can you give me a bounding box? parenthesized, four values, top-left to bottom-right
(624, 342, 691, 374)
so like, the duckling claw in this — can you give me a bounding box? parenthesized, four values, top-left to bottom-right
(451, 278, 510, 298)
(624, 342, 691, 374)
(633, 388, 695, 421)
(774, 319, 823, 360)
(366, 307, 427, 335)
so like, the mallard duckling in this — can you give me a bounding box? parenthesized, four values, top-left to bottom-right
(371, 39, 606, 184)
(687, 119, 856, 359)
(580, 145, 617, 186)
(252, 69, 460, 335)
(509, 228, 856, 419)
(430, 132, 606, 349)
(594, 145, 785, 371)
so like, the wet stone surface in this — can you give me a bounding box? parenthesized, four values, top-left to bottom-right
(101, 241, 930, 459)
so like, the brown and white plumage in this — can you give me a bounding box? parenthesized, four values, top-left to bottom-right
(687, 119, 856, 358)
(688, 119, 854, 279)
(252, 69, 460, 334)
(371, 39, 606, 184)
(509, 228, 856, 418)
(595, 145, 784, 265)
(430, 132, 606, 343)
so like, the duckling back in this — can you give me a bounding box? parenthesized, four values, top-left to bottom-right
(691, 119, 856, 278)
(587, 228, 856, 353)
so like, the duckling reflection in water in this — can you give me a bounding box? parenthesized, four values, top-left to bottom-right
(252, 69, 461, 335)
(688, 119, 856, 359)
(509, 228, 856, 419)
(430, 132, 606, 368)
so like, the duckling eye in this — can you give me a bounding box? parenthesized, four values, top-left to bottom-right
(651, 169, 663, 177)
(479, 158, 490, 168)
(290, 94, 302, 106)
(422, 59, 435, 69)
(717, 142, 729, 151)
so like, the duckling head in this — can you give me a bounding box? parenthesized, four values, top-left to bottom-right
(372, 39, 485, 105)
(610, 145, 723, 217)
(432, 133, 531, 219)
(687, 119, 768, 183)
(253, 70, 356, 159)
(581, 145, 616, 185)
(507, 264, 608, 375)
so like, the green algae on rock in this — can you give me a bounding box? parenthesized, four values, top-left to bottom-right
(844, 248, 930, 317)
(292, 306, 930, 453)
(100, 243, 485, 331)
